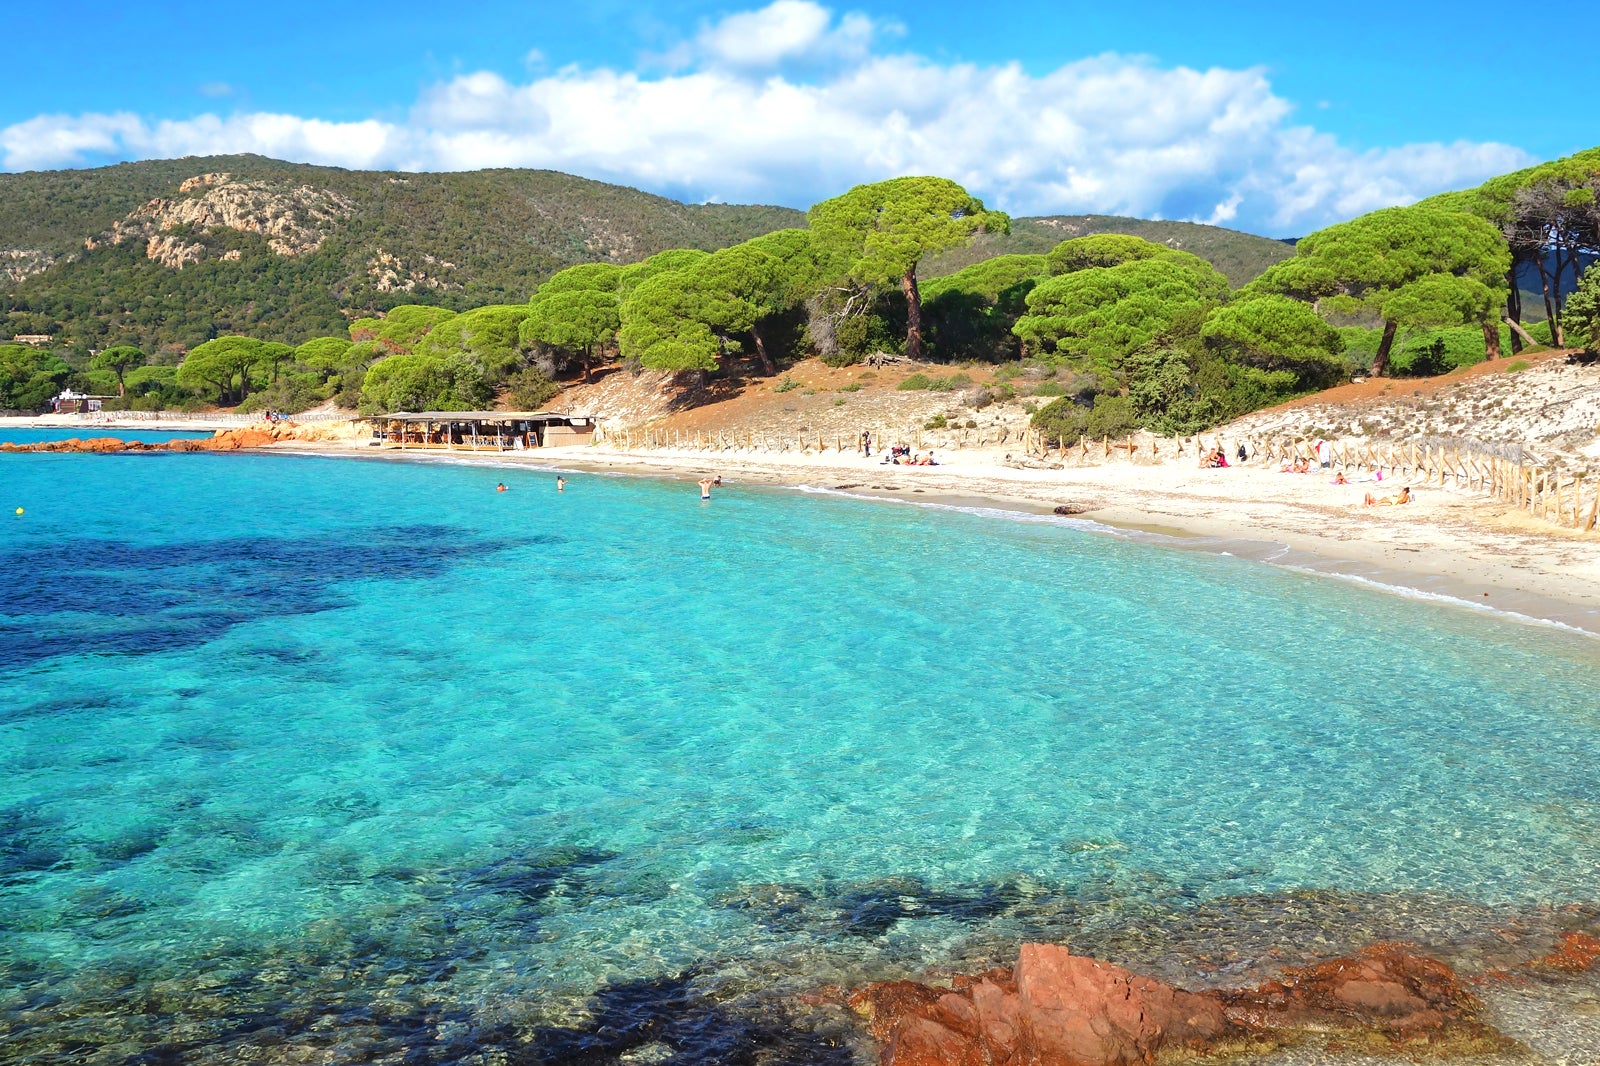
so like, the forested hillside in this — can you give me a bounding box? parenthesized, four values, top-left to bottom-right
(922, 215, 1296, 287)
(0, 155, 804, 351)
(0, 156, 1298, 354)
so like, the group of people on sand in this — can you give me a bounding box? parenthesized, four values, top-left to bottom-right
(1202, 445, 1231, 468)
(881, 444, 936, 465)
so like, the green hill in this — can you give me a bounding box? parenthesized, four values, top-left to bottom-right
(0, 155, 804, 352)
(0, 156, 1294, 354)
(922, 214, 1295, 287)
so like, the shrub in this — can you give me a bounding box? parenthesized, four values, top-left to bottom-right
(1390, 327, 1489, 376)
(1030, 396, 1090, 442)
(1086, 393, 1137, 438)
(773, 376, 800, 393)
(924, 413, 949, 429)
(839, 382, 862, 392)
(1031, 380, 1067, 397)
(929, 373, 973, 392)
(508, 367, 561, 410)
(898, 373, 932, 391)
(966, 388, 995, 409)
(1503, 359, 1530, 373)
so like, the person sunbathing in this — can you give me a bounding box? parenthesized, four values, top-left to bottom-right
(1364, 486, 1412, 506)
(1332, 471, 1348, 485)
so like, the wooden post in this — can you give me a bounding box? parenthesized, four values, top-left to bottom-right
(1571, 475, 1584, 528)
(1586, 482, 1600, 532)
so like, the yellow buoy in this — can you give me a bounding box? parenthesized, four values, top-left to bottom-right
(13, 508, 22, 516)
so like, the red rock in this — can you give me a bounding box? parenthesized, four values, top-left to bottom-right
(849, 981, 948, 1043)
(1219, 943, 1479, 1035)
(1013, 944, 1230, 1065)
(852, 941, 1498, 1066)
(884, 1016, 983, 1066)
(1531, 931, 1600, 972)
(969, 978, 1022, 1063)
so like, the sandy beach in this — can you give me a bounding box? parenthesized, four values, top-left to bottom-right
(259, 431, 1600, 639)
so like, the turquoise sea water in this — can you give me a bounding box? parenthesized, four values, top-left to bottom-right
(2, 450, 1599, 1062)
(0, 427, 213, 444)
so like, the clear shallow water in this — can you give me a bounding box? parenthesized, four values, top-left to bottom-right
(2, 451, 1599, 1062)
(0, 427, 213, 444)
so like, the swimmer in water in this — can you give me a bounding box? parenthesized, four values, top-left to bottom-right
(698, 477, 714, 500)
(496, 482, 507, 493)
(557, 476, 566, 492)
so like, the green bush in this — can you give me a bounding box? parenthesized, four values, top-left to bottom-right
(236, 374, 324, 414)
(924, 413, 949, 429)
(1503, 359, 1530, 373)
(838, 381, 862, 392)
(508, 367, 561, 409)
(1030, 396, 1090, 442)
(1085, 393, 1137, 438)
(1390, 327, 1489, 376)
(1031, 380, 1067, 397)
(898, 373, 932, 391)
(772, 376, 800, 393)
(359, 353, 494, 415)
(928, 373, 973, 391)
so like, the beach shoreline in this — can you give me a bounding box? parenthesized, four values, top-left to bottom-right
(264, 436, 1600, 640)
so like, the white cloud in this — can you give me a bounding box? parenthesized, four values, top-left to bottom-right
(0, 3, 1533, 235)
(694, 0, 885, 68)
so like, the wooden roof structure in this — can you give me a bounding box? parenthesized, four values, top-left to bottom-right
(365, 411, 592, 424)
(364, 410, 598, 451)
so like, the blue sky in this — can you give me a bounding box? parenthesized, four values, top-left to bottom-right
(5, 0, 1596, 235)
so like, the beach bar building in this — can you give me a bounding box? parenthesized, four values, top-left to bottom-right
(366, 411, 598, 451)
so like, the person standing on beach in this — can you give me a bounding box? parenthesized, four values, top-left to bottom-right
(698, 477, 714, 500)
(861, 430, 872, 457)
(557, 476, 566, 492)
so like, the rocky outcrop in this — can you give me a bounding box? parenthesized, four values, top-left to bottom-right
(2, 248, 56, 283)
(1217, 942, 1483, 1038)
(0, 421, 353, 455)
(87, 176, 356, 267)
(366, 248, 457, 293)
(848, 942, 1501, 1066)
(1528, 930, 1600, 973)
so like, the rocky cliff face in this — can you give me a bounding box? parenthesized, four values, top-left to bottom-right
(86, 172, 356, 268)
(1, 248, 56, 283)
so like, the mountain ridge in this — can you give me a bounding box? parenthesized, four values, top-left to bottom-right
(0, 155, 1295, 351)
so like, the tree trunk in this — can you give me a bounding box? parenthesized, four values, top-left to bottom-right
(1371, 319, 1398, 377)
(1481, 319, 1501, 361)
(750, 323, 775, 376)
(902, 266, 924, 360)
(115, 370, 126, 397)
(1550, 241, 1569, 346)
(1535, 254, 1558, 339)
(1506, 269, 1523, 354)
(1503, 315, 1538, 349)
(582, 345, 592, 382)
